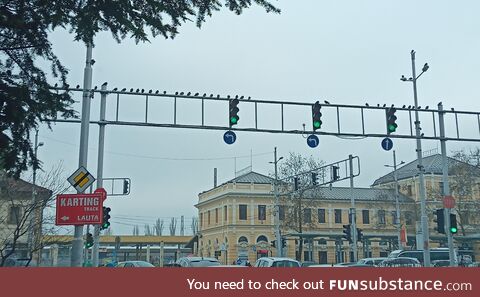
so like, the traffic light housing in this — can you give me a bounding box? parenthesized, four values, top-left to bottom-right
(101, 206, 111, 230)
(386, 107, 398, 134)
(342, 224, 352, 243)
(123, 179, 130, 195)
(450, 214, 458, 234)
(294, 177, 299, 191)
(271, 240, 276, 248)
(332, 165, 340, 181)
(229, 98, 240, 127)
(85, 232, 94, 248)
(311, 172, 318, 185)
(312, 101, 322, 131)
(356, 228, 363, 242)
(434, 208, 445, 234)
(282, 238, 286, 248)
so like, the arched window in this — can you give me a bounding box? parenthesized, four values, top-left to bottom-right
(318, 238, 327, 245)
(256, 235, 268, 243)
(238, 236, 248, 243)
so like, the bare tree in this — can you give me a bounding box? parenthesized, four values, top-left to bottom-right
(169, 217, 177, 236)
(154, 218, 164, 236)
(132, 225, 140, 236)
(0, 161, 69, 266)
(275, 152, 325, 261)
(144, 224, 152, 236)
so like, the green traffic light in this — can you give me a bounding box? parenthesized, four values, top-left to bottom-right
(388, 124, 397, 132)
(450, 227, 458, 234)
(314, 121, 321, 129)
(230, 117, 237, 124)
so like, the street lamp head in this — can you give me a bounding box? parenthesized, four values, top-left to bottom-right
(400, 75, 407, 81)
(422, 63, 429, 72)
(278, 157, 284, 161)
(400, 161, 405, 165)
(38, 142, 44, 147)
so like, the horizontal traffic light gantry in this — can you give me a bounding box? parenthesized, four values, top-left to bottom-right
(312, 101, 322, 132)
(385, 107, 398, 134)
(229, 98, 240, 128)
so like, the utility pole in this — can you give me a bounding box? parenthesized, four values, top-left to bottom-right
(438, 102, 456, 266)
(402, 50, 431, 267)
(92, 82, 107, 267)
(71, 44, 93, 267)
(385, 151, 404, 250)
(349, 155, 357, 262)
(270, 147, 283, 257)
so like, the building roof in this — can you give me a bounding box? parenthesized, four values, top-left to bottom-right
(0, 172, 51, 199)
(226, 171, 275, 184)
(303, 187, 414, 203)
(371, 154, 480, 186)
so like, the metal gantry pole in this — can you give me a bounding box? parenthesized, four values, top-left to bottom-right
(92, 83, 108, 267)
(393, 150, 402, 250)
(273, 147, 282, 257)
(438, 102, 456, 266)
(71, 44, 93, 267)
(410, 50, 431, 267)
(349, 154, 357, 262)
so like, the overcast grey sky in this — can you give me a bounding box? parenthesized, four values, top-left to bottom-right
(36, 0, 480, 235)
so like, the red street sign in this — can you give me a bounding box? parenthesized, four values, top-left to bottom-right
(443, 195, 455, 209)
(55, 189, 106, 225)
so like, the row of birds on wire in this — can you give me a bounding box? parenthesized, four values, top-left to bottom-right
(51, 83, 455, 111)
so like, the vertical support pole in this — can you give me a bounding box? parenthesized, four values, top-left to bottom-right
(92, 83, 108, 267)
(393, 150, 402, 250)
(349, 155, 357, 262)
(71, 44, 93, 267)
(438, 102, 456, 266)
(273, 147, 282, 257)
(411, 50, 431, 267)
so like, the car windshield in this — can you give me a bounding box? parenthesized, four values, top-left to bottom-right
(272, 261, 299, 267)
(136, 262, 155, 267)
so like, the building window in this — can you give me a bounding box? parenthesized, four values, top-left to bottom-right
(362, 210, 370, 224)
(318, 209, 326, 223)
(378, 210, 386, 225)
(405, 211, 413, 225)
(258, 205, 266, 221)
(8, 206, 21, 225)
(439, 182, 444, 196)
(224, 206, 227, 222)
(208, 210, 211, 225)
(407, 185, 413, 196)
(318, 251, 328, 264)
(239, 204, 247, 220)
(256, 235, 268, 243)
(278, 206, 285, 221)
(334, 209, 342, 224)
(303, 208, 312, 224)
(199, 213, 203, 228)
(238, 236, 248, 243)
(215, 208, 218, 224)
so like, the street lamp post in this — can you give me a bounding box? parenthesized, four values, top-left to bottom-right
(385, 150, 405, 250)
(269, 147, 283, 257)
(401, 50, 431, 266)
(27, 129, 44, 265)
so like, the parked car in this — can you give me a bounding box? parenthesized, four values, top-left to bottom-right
(175, 257, 220, 267)
(388, 248, 456, 265)
(116, 261, 155, 267)
(356, 257, 387, 266)
(378, 257, 421, 267)
(254, 257, 300, 267)
(301, 261, 317, 267)
(432, 260, 451, 267)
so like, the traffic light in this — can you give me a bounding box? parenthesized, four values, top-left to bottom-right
(123, 179, 130, 195)
(356, 228, 363, 242)
(229, 98, 240, 127)
(434, 208, 445, 234)
(386, 107, 398, 134)
(450, 214, 458, 234)
(85, 232, 94, 248)
(282, 238, 287, 248)
(294, 177, 299, 191)
(332, 165, 340, 181)
(342, 224, 352, 243)
(271, 240, 276, 248)
(312, 101, 322, 131)
(311, 172, 318, 185)
(101, 206, 111, 230)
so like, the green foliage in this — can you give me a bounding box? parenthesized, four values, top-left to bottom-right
(0, 0, 280, 177)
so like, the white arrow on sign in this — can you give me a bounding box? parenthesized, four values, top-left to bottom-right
(61, 216, 69, 221)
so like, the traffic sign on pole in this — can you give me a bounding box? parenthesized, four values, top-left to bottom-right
(443, 196, 455, 209)
(67, 166, 96, 193)
(223, 130, 237, 144)
(381, 137, 393, 151)
(307, 135, 319, 148)
(55, 189, 106, 225)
